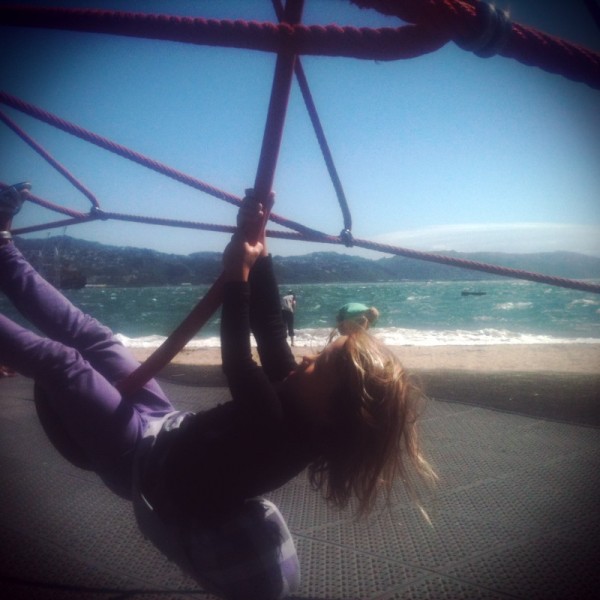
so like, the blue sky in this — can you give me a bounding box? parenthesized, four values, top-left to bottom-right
(1, 0, 599, 258)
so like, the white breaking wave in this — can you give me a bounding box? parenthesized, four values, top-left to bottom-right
(494, 302, 534, 311)
(115, 333, 222, 349)
(115, 327, 600, 349)
(371, 327, 600, 346)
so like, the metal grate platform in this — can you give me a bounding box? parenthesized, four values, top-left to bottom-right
(1, 375, 598, 599)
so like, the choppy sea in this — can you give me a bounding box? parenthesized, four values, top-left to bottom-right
(2, 279, 599, 349)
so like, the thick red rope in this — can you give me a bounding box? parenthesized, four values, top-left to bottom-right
(0, 5, 446, 61)
(351, 0, 600, 87)
(1, 4, 598, 87)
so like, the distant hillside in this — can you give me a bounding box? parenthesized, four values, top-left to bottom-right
(15, 236, 222, 287)
(13, 236, 600, 287)
(377, 250, 600, 283)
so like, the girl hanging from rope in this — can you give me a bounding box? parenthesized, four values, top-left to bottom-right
(0, 183, 435, 599)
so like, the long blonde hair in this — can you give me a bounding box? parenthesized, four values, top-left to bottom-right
(309, 329, 436, 516)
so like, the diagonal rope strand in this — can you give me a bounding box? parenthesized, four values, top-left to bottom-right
(0, 110, 99, 208)
(272, 0, 353, 237)
(11, 195, 599, 295)
(116, 0, 307, 396)
(0, 91, 329, 241)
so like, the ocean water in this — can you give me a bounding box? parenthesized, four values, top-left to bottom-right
(2, 279, 599, 349)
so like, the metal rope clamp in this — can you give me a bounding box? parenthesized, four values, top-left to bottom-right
(456, 1, 512, 58)
(340, 228, 354, 247)
(90, 206, 108, 220)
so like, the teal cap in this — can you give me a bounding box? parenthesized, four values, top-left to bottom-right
(337, 302, 369, 322)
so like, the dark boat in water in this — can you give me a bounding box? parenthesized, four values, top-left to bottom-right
(461, 290, 486, 297)
(57, 268, 87, 290)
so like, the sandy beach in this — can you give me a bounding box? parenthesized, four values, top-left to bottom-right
(130, 344, 600, 426)
(130, 343, 600, 374)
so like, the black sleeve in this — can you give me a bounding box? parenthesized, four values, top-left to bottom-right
(248, 255, 297, 382)
(220, 280, 283, 427)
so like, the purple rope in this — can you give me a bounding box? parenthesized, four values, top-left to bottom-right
(351, 236, 600, 294)
(0, 109, 99, 209)
(0, 91, 240, 208)
(272, 0, 353, 237)
(12, 202, 599, 294)
(0, 91, 328, 241)
(0, 180, 87, 221)
(1, 98, 596, 293)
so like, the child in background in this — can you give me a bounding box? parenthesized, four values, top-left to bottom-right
(281, 289, 296, 346)
(336, 302, 380, 334)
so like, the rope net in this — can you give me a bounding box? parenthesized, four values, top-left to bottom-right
(2, 0, 599, 391)
(3, 89, 598, 295)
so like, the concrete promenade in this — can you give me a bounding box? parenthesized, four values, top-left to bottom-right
(1, 375, 598, 599)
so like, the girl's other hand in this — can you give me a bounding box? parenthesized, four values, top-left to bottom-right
(237, 194, 264, 233)
(222, 234, 263, 282)
(238, 189, 273, 255)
